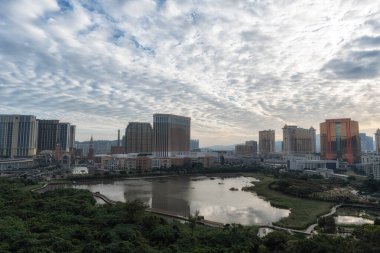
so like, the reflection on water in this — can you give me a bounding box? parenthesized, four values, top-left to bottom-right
(73, 176, 290, 225)
(335, 216, 373, 225)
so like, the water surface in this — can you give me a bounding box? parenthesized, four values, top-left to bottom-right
(73, 176, 289, 225)
(335, 216, 373, 225)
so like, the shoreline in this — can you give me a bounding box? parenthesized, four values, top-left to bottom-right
(50, 172, 249, 184)
(35, 173, 379, 231)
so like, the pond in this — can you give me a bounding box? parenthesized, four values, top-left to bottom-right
(73, 176, 290, 225)
(335, 207, 377, 225)
(335, 216, 373, 225)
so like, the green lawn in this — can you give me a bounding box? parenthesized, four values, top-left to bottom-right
(246, 174, 334, 230)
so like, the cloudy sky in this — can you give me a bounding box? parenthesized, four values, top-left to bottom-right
(1, 0, 380, 146)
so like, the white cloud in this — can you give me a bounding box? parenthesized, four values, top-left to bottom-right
(1, 0, 380, 145)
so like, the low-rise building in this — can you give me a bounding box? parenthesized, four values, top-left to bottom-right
(373, 164, 380, 180)
(106, 158, 119, 171)
(286, 154, 339, 171)
(136, 156, 152, 173)
(304, 168, 348, 180)
(358, 153, 380, 177)
(361, 153, 380, 164)
(151, 158, 172, 169)
(72, 167, 88, 175)
(0, 158, 34, 171)
(288, 159, 339, 171)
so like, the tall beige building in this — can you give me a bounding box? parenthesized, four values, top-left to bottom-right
(235, 140, 257, 156)
(0, 115, 38, 157)
(375, 129, 380, 155)
(282, 125, 316, 154)
(153, 114, 190, 157)
(259, 130, 275, 155)
(125, 122, 152, 153)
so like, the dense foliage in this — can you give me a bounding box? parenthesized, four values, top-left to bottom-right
(317, 216, 336, 234)
(361, 178, 380, 193)
(267, 174, 370, 204)
(0, 178, 379, 252)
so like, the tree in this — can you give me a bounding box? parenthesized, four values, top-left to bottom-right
(263, 231, 290, 252)
(124, 200, 147, 223)
(318, 216, 336, 234)
(187, 210, 200, 236)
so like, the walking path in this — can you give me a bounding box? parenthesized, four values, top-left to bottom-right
(93, 192, 117, 204)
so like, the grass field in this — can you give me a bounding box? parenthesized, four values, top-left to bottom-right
(244, 173, 334, 230)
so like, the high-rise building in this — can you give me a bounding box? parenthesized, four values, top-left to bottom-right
(125, 122, 152, 153)
(320, 118, 361, 164)
(0, 115, 38, 157)
(37, 119, 59, 153)
(153, 114, 190, 157)
(375, 129, 380, 155)
(69, 125, 76, 150)
(259, 130, 275, 155)
(190, 139, 199, 151)
(58, 123, 71, 153)
(359, 133, 374, 153)
(235, 140, 257, 156)
(282, 125, 316, 154)
(88, 136, 94, 160)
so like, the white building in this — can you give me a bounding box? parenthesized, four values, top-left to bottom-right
(72, 167, 88, 175)
(288, 159, 339, 171)
(304, 168, 348, 180)
(285, 154, 338, 171)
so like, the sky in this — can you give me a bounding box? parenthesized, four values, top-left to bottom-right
(1, 0, 380, 146)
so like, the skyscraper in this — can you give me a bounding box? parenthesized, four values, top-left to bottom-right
(375, 129, 380, 155)
(153, 114, 190, 157)
(0, 115, 38, 157)
(88, 135, 94, 160)
(259, 130, 275, 155)
(320, 118, 361, 164)
(57, 123, 71, 153)
(282, 125, 316, 154)
(125, 122, 152, 153)
(37, 119, 59, 153)
(69, 125, 76, 150)
(359, 133, 374, 152)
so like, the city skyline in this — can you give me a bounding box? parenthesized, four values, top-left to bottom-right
(1, 1, 380, 146)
